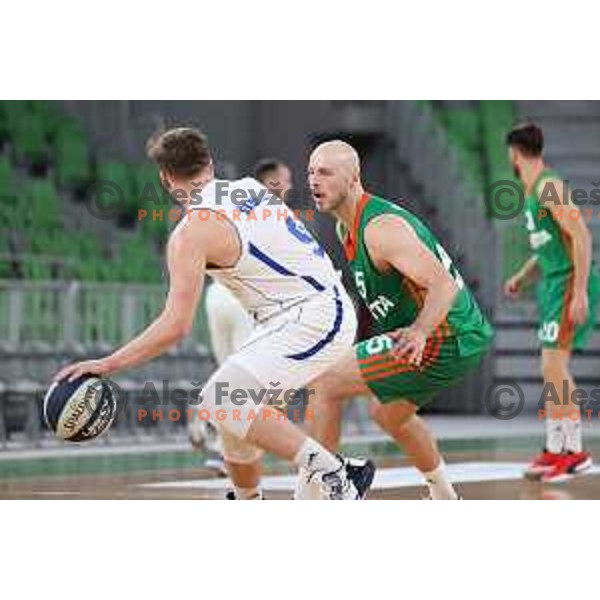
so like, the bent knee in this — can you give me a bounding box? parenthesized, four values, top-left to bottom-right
(368, 401, 389, 427)
(369, 400, 416, 429)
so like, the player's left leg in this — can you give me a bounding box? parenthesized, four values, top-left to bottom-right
(368, 402, 457, 499)
(297, 345, 457, 499)
(202, 283, 257, 486)
(538, 348, 592, 482)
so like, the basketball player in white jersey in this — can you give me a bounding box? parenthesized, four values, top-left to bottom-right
(190, 159, 295, 496)
(55, 128, 375, 500)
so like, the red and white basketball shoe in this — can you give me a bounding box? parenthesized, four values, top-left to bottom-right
(524, 450, 563, 480)
(541, 451, 593, 483)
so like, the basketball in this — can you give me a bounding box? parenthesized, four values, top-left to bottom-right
(43, 375, 117, 442)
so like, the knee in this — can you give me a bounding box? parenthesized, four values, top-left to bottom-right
(309, 377, 344, 406)
(541, 353, 568, 382)
(368, 402, 387, 428)
(541, 354, 553, 380)
(220, 427, 263, 464)
(368, 401, 417, 432)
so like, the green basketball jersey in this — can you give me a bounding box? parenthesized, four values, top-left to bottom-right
(523, 168, 573, 278)
(338, 193, 493, 356)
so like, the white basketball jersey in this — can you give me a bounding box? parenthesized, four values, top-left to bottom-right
(176, 177, 341, 322)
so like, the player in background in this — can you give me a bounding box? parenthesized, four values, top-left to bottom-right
(295, 140, 494, 500)
(253, 158, 293, 201)
(55, 129, 375, 500)
(190, 159, 295, 497)
(504, 123, 598, 482)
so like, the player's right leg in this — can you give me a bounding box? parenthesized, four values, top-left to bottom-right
(195, 359, 375, 499)
(220, 428, 264, 499)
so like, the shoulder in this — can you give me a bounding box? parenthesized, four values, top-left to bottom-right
(535, 174, 564, 200)
(168, 210, 219, 251)
(364, 212, 414, 246)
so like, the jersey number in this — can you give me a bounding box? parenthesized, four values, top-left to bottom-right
(539, 321, 559, 343)
(285, 216, 325, 257)
(355, 271, 367, 299)
(365, 334, 394, 356)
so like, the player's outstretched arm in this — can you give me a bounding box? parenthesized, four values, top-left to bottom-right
(54, 219, 208, 382)
(365, 214, 458, 364)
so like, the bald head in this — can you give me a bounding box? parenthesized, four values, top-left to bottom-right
(310, 140, 361, 176)
(308, 140, 364, 214)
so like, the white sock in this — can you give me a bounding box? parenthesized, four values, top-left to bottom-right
(234, 486, 263, 500)
(423, 461, 458, 500)
(545, 417, 564, 453)
(294, 468, 323, 500)
(563, 416, 583, 453)
(293, 439, 343, 483)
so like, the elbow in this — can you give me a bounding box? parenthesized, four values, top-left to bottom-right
(570, 220, 591, 247)
(443, 273, 459, 301)
(173, 320, 194, 340)
(166, 316, 193, 341)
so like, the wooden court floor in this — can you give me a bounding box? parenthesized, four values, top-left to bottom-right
(3, 439, 600, 499)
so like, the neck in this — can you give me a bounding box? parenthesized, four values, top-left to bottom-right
(332, 185, 365, 229)
(180, 173, 215, 210)
(521, 159, 545, 193)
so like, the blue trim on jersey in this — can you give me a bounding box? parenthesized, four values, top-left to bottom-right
(248, 242, 325, 292)
(286, 286, 343, 361)
(300, 275, 325, 292)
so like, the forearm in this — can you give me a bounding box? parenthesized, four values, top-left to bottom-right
(571, 228, 592, 292)
(518, 255, 539, 281)
(413, 277, 458, 335)
(104, 312, 188, 374)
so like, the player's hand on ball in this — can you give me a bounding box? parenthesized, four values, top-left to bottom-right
(504, 274, 523, 299)
(569, 289, 589, 325)
(389, 326, 427, 365)
(54, 359, 112, 383)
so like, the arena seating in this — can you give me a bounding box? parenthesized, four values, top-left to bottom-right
(0, 101, 213, 445)
(0, 101, 169, 284)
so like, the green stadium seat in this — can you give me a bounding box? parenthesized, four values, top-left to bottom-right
(22, 256, 51, 280)
(0, 155, 15, 197)
(0, 103, 176, 284)
(131, 164, 160, 218)
(11, 111, 48, 168)
(31, 102, 71, 141)
(96, 162, 134, 220)
(22, 178, 62, 230)
(116, 236, 163, 283)
(55, 137, 90, 191)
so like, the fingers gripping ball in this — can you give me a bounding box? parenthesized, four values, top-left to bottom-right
(43, 375, 117, 442)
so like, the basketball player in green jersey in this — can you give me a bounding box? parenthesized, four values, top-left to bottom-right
(504, 123, 598, 482)
(295, 140, 493, 500)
